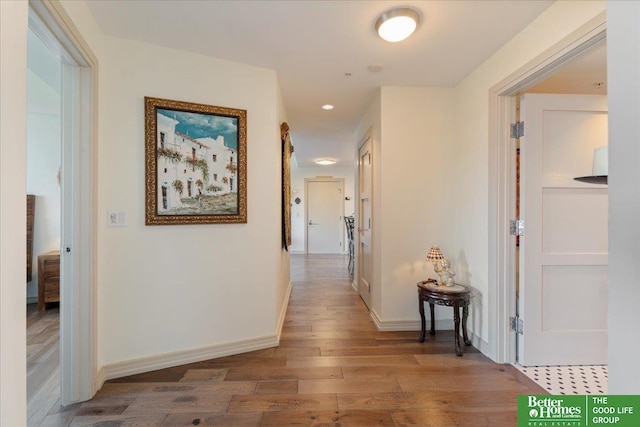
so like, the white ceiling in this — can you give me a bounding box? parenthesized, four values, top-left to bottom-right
(86, 0, 554, 167)
(527, 39, 607, 95)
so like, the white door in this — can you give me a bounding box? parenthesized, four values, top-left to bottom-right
(519, 93, 608, 366)
(358, 137, 373, 308)
(306, 180, 343, 254)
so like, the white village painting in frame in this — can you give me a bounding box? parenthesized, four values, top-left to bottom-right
(145, 97, 247, 225)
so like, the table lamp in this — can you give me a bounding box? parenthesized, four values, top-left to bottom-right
(426, 245, 445, 285)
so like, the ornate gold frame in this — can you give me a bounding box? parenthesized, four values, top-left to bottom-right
(145, 96, 247, 225)
(281, 122, 293, 248)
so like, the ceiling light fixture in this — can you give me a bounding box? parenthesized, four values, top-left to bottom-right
(316, 159, 336, 165)
(375, 7, 421, 42)
(322, 104, 334, 110)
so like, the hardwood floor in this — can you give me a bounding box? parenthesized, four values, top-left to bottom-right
(34, 254, 545, 426)
(27, 303, 63, 427)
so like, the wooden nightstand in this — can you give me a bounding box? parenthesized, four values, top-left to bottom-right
(38, 250, 60, 311)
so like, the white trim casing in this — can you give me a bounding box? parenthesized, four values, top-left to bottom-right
(29, 0, 99, 404)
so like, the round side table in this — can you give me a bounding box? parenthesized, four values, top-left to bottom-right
(417, 280, 472, 356)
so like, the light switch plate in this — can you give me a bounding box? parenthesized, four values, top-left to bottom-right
(107, 210, 128, 227)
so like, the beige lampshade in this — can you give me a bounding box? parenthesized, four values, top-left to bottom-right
(426, 245, 444, 263)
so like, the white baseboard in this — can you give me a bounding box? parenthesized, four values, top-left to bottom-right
(351, 280, 357, 292)
(369, 310, 455, 332)
(95, 366, 106, 393)
(369, 311, 489, 354)
(101, 334, 279, 381)
(277, 281, 293, 341)
(289, 250, 305, 254)
(468, 330, 490, 355)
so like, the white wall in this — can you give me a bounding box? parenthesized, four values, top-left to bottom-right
(290, 165, 355, 253)
(96, 35, 287, 367)
(355, 87, 456, 325)
(0, 0, 28, 424)
(26, 67, 62, 300)
(607, 0, 640, 394)
(452, 0, 606, 346)
(379, 87, 455, 321)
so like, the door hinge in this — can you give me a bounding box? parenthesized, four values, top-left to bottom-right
(511, 121, 524, 139)
(510, 316, 524, 335)
(510, 219, 524, 236)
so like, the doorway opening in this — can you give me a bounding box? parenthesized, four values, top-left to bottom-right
(488, 12, 607, 394)
(26, 22, 63, 422)
(27, 0, 99, 417)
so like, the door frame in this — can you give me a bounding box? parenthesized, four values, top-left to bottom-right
(29, 0, 99, 404)
(488, 11, 606, 364)
(304, 177, 345, 254)
(356, 129, 374, 306)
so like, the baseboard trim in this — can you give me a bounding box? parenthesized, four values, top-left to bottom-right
(289, 250, 305, 254)
(468, 331, 490, 355)
(369, 311, 489, 354)
(95, 366, 106, 393)
(102, 334, 278, 381)
(351, 280, 357, 292)
(277, 281, 293, 341)
(369, 310, 455, 332)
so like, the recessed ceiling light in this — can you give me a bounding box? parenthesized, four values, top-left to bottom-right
(375, 7, 421, 42)
(322, 104, 334, 110)
(316, 159, 336, 165)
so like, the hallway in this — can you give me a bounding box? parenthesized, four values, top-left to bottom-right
(35, 254, 545, 426)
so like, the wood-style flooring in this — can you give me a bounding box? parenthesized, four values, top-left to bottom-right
(31, 254, 545, 426)
(27, 303, 63, 427)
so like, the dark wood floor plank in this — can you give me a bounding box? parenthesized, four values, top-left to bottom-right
(286, 355, 421, 368)
(226, 393, 338, 413)
(178, 368, 228, 383)
(224, 366, 343, 381)
(391, 409, 517, 427)
(255, 380, 298, 395)
(298, 378, 402, 395)
(261, 409, 396, 426)
(160, 412, 262, 426)
(338, 389, 527, 411)
(69, 414, 167, 426)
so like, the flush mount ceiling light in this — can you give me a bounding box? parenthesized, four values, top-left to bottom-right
(375, 7, 421, 42)
(321, 104, 334, 110)
(316, 159, 336, 165)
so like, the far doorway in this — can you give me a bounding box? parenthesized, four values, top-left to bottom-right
(305, 178, 344, 254)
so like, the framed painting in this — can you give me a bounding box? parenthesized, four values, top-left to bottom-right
(281, 122, 293, 249)
(145, 96, 247, 225)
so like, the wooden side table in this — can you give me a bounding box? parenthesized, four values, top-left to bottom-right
(38, 250, 60, 311)
(417, 279, 472, 356)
